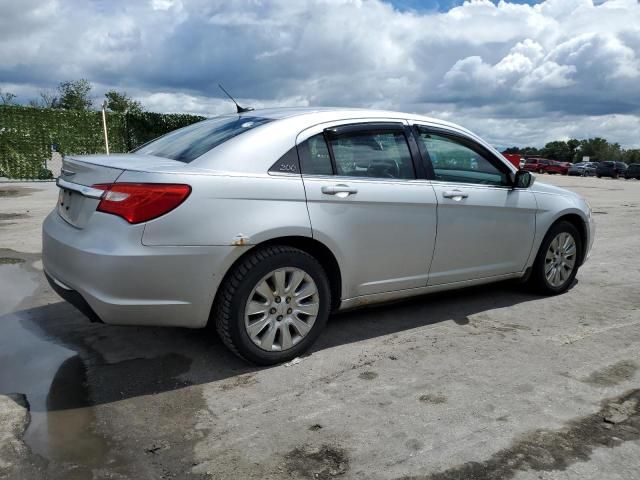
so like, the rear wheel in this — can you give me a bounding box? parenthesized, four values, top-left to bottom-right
(214, 245, 331, 365)
(528, 221, 582, 295)
(538, 168, 544, 174)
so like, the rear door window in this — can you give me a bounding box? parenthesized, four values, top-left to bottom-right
(298, 134, 333, 175)
(327, 130, 415, 179)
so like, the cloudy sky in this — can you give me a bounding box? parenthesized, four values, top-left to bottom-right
(1, 0, 639, 149)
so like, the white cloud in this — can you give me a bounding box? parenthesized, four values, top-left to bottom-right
(150, 0, 182, 11)
(1, 0, 639, 148)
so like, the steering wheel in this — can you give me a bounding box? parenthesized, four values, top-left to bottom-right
(368, 159, 400, 178)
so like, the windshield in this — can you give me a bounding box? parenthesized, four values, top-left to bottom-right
(133, 116, 273, 163)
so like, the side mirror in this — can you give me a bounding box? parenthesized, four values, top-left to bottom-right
(513, 170, 534, 189)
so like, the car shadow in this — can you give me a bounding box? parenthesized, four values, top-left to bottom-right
(1, 279, 571, 412)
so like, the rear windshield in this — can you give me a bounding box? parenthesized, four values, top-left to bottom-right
(133, 116, 273, 163)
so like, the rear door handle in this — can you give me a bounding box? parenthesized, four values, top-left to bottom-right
(321, 184, 358, 196)
(442, 190, 468, 199)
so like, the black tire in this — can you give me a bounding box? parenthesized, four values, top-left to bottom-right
(528, 221, 582, 295)
(213, 245, 331, 365)
(538, 168, 544, 174)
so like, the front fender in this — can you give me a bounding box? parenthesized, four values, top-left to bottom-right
(527, 189, 592, 268)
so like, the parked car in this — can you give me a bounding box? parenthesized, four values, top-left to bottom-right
(624, 163, 640, 179)
(546, 161, 570, 175)
(43, 107, 595, 365)
(596, 161, 628, 178)
(568, 162, 597, 177)
(523, 157, 552, 174)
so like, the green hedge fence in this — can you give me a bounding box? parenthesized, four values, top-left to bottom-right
(0, 105, 204, 179)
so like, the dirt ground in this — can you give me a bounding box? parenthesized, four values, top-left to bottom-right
(0, 175, 639, 480)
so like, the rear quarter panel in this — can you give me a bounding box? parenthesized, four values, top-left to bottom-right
(112, 171, 312, 247)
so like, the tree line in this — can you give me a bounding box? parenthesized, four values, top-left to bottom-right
(2, 81, 639, 164)
(504, 139, 640, 165)
(0, 79, 142, 114)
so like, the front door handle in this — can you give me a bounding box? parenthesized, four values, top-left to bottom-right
(321, 184, 358, 197)
(442, 190, 468, 200)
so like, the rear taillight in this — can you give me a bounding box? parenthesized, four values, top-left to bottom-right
(92, 183, 191, 224)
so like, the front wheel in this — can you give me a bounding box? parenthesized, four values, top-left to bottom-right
(214, 245, 331, 365)
(528, 221, 582, 295)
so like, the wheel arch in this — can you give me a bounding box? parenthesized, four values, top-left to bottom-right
(209, 236, 343, 325)
(549, 213, 588, 265)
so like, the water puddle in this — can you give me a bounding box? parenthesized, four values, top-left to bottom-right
(0, 259, 111, 469)
(0, 311, 109, 461)
(0, 261, 39, 315)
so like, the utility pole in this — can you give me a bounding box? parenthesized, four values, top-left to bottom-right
(101, 100, 110, 155)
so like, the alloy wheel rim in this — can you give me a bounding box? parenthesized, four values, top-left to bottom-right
(244, 268, 319, 352)
(544, 232, 577, 287)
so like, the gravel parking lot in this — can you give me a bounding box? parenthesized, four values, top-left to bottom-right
(1, 175, 639, 480)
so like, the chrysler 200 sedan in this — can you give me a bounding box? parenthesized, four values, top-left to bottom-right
(43, 108, 595, 365)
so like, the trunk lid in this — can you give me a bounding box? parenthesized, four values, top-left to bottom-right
(56, 154, 188, 228)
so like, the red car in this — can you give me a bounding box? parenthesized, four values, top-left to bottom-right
(546, 161, 570, 175)
(523, 157, 552, 173)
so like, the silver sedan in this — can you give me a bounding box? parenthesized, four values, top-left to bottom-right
(43, 108, 595, 364)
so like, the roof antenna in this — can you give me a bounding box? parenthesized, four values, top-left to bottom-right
(218, 84, 254, 113)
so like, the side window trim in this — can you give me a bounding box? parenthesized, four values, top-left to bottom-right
(412, 125, 513, 186)
(404, 125, 427, 180)
(410, 125, 436, 180)
(322, 131, 338, 175)
(324, 122, 405, 137)
(268, 146, 302, 176)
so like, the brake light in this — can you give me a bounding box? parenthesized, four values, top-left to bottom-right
(92, 183, 191, 224)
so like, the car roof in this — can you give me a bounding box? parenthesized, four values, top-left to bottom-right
(213, 106, 477, 136)
(191, 106, 513, 174)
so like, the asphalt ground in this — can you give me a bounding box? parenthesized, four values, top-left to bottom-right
(0, 174, 639, 480)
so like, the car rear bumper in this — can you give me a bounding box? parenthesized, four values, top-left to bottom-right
(42, 210, 242, 328)
(44, 270, 102, 323)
